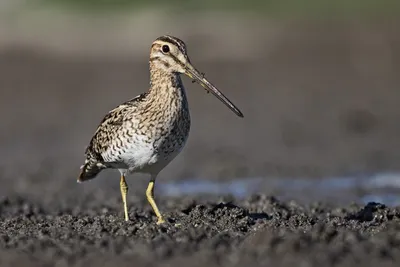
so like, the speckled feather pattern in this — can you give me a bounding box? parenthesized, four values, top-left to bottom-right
(77, 35, 243, 225)
(79, 61, 190, 181)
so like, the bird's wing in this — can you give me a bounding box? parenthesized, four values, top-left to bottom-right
(84, 92, 148, 162)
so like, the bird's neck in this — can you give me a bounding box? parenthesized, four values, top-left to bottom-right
(148, 65, 187, 105)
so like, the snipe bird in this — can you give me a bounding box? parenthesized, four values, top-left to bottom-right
(78, 35, 243, 224)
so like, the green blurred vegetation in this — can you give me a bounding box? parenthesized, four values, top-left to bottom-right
(38, 0, 399, 17)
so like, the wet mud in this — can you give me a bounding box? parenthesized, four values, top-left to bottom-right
(1, 194, 400, 267)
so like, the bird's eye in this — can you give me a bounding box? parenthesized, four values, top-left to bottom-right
(162, 45, 170, 53)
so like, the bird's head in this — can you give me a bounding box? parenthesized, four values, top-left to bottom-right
(150, 35, 243, 118)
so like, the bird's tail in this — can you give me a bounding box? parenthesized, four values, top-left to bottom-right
(77, 159, 105, 183)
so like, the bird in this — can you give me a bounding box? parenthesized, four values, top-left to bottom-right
(77, 35, 243, 225)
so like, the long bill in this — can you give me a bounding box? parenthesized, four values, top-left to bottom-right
(185, 64, 244, 118)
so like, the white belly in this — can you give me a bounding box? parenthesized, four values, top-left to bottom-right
(102, 132, 188, 175)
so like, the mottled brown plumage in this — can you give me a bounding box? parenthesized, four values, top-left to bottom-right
(78, 35, 243, 224)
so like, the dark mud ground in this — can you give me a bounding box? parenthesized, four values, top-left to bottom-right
(1, 21, 400, 266)
(1, 194, 400, 267)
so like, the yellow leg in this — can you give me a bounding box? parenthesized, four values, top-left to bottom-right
(120, 175, 129, 221)
(146, 178, 165, 225)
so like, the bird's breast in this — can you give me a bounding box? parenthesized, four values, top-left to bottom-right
(152, 105, 191, 160)
(106, 80, 191, 173)
(115, 104, 191, 173)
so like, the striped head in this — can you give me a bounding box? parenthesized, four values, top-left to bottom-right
(150, 35, 190, 73)
(150, 35, 244, 118)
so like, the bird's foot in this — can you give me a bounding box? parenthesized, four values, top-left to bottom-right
(156, 217, 166, 225)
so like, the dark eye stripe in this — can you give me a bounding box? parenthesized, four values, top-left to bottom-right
(156, 35, 187, 55)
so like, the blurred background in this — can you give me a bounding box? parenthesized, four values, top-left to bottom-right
(1, 0, 400, 206)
